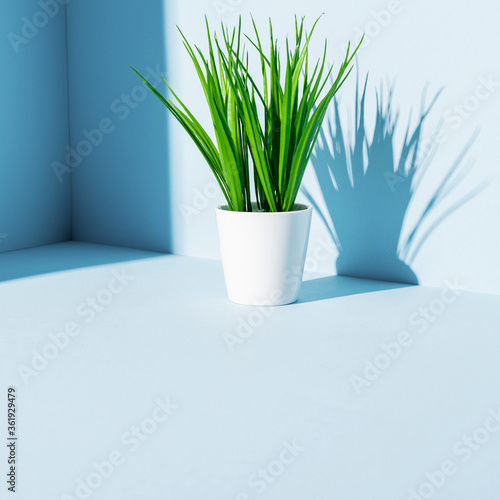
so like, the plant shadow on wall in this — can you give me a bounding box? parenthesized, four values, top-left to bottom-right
(301, 74, 485, 299)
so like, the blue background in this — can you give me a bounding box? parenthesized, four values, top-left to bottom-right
(1, 0, 499, 294)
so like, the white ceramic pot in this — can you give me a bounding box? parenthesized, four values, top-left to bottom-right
(215, 203, 312, 306)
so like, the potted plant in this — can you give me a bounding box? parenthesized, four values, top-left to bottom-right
(133, 16, 360, 305)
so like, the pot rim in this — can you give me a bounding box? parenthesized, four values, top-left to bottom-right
(216, 203, 311, 214)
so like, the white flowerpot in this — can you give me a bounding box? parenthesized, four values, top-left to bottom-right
(215, 204, 312, 306)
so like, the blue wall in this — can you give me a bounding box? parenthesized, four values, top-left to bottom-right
(66, 0, 171, 253)
(2, 0, 499, 295)
(0, 0, 71, 253)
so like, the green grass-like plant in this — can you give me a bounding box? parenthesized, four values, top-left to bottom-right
(132, 16, 361, 212)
